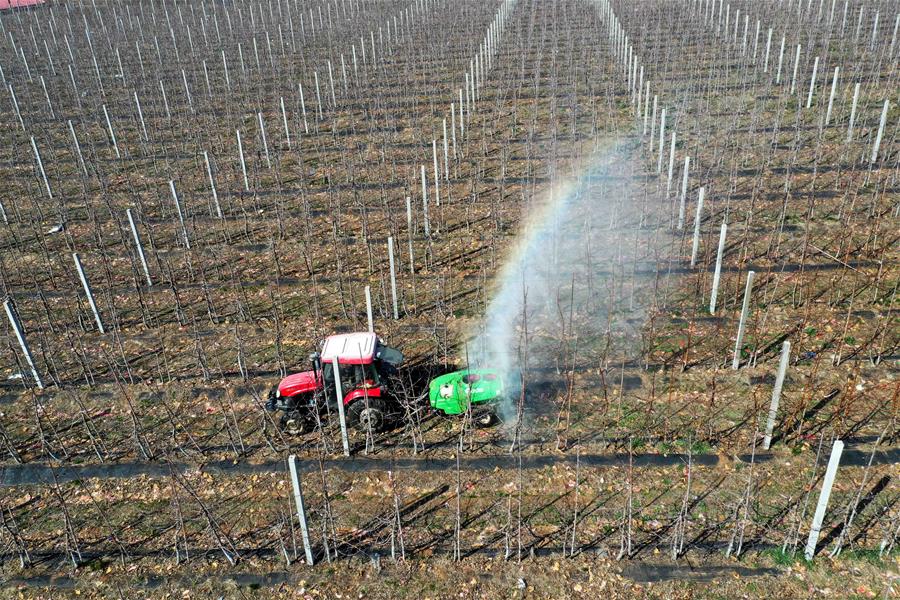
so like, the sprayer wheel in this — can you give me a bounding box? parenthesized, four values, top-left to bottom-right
(475, 408, 499, 427)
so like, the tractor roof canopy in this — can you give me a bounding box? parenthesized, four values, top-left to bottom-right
(321, 332, 378, 364)
(320, 332, 403, 366)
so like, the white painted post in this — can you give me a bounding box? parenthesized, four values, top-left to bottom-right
(451, 104, 457, 158)
(690, 187, 705, 267)
(258, 112, 271, 168)
(790, 44, 801, 94)
(421, 165, 430, 237)
(442, 120, 449, 180)
(804, 440, 844, 560)
(4, 299, 43, 389)
(169, 180, 190, 250)
(236, 129, 250, 191)
(73, 252, 105, 334)
(298, 83, 309, 133)
(388, 236, 399, 320)
(657, 108, 666, 173)
(405, 196, 414, 273)
(280, 96, 291, 149)
(666, 131, 677, 196)
(763, 28, 772, 72)
(459, 90, 464, 137)
(313, 71, 323, 119)
(332, 357, 351, 457)
(181, 68, 194, 114)
(432, 140, 440, 206)
(709, 222, 727, 314)
(732, 270, 755, 369)
(134, 92, 149, 142)
(824, 67, 838, 125)
(102, 104, 120, 158)
(365, 285, 374, 332)
(870, 99, 889, 164)
(677, 156, 690, 229)
(287, 455, 315, 565)
(643, 83, 650, 134)
(775, 36, 785, 83)
(763, 341, 790, 449)
(68, 121, 88, 177)
(159, 80, 171, 120)
(127, 208, 153, 287)
(203, 151, 223, 219)
(30, 137, 52, 199)
(805, 56, 819, 108)
(847, 82, 860, 142)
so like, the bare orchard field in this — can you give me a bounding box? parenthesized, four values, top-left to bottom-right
(0, 0, 897, 597)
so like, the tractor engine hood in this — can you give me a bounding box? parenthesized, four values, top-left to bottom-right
(278, 370, 320, 397)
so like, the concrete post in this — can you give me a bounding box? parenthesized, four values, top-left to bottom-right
(846, 82, 860, 142)
(102, 104, 120, 158)
(332, 357, 351, 457)
(805, 56, 819, 108)
(203, 151, 223, 219)
(236, 129, 250, 191)
(287, 455, 315, 565)
(763, 341, 790, 449)
(804, 440, 844, 560)
(365, 285, 374, 332)
(388, 236, 399, 319)
(690, 187, 705, 267)
(30, 137, 52, 199)
(421, 165, 430, 237)
(169, 180, 190, 250)
(405, 196, 414, 273)
(68, 120, 88, 177)
(258, 112, 271, 169)
(709, 222, 727, 314)
(870, 99, 889, 164)
(677, 156, 690, 229)
(73, 252, 105, 334)
(732, 271, 755, 369)
(824, 67, 838, 124)
(3, 299, 43, 389)
(126, 209, 152, 287)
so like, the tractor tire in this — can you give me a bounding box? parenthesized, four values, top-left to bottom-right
(280, 410, 310, 436)
(348, 397, 388, 433)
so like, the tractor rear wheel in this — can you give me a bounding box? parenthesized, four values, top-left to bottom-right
(348, 397, 388, 433)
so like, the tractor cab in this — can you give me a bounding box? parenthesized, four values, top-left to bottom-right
(266, 332, 403, 434)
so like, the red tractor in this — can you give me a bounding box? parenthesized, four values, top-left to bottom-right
(265, 332, 404, 435)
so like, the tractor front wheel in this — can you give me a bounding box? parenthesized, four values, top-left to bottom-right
(280, 410, 310, 436)
(348, 397, 388, 433)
